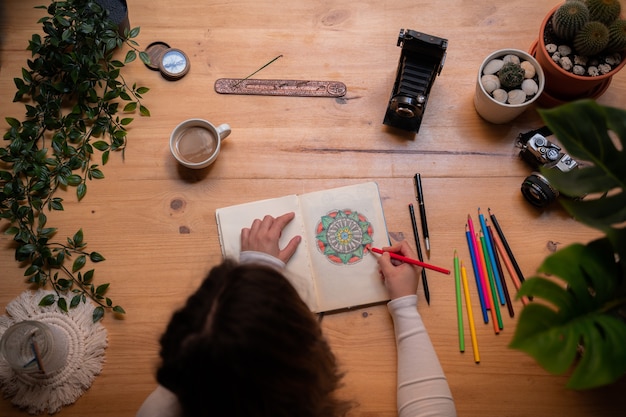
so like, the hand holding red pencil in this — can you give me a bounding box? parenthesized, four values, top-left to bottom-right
(375, 241, 422, 300)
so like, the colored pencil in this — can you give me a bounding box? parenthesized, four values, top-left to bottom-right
(479, 209, 505, 305)
(454, 250, 464, 352)
(467, 215, 491, 310)
(490, 227, 529, 306)
(476, 233, 500, 334)
(409, 203, 430, 304)
(371, 247, 451, 274)
(488, 208, 525, 284)
(465, 225, 488, 323)
(488, 225, 514, 317)
(461, 261, 480, 363)
(480, 233, 503, 331)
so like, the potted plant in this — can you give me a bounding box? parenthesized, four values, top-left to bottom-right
(0, 0, 150, 321)
(474, 49, 545, 124)
(509, 99, 626, 389)
(531, 0, 626, 106)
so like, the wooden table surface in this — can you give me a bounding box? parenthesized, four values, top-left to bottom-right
(1, 0, 625, 416)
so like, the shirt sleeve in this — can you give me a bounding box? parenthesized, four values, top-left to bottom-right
(136, 385, 182, 417)
(387, 295, 457, 417)
(239, 250, 285, 270)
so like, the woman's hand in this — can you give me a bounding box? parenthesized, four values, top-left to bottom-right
(377, 240, 421, 300)
(241, 212, 302, 263)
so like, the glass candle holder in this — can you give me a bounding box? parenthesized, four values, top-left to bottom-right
(0, 320, 69, 375)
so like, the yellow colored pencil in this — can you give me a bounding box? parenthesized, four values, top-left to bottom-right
(461, 261, 480, 363)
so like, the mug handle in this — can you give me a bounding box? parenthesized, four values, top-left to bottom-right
(215, 123, 231, 141)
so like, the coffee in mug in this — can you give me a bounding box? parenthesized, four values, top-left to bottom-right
(170, 119, 231, 169)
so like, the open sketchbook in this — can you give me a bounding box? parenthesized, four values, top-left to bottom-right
(215, 182, 390, 313)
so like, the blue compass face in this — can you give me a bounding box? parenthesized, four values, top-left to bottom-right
(162, 50, 188, 75)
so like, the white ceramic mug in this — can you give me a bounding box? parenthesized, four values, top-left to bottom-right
(169, 119, 231, 169)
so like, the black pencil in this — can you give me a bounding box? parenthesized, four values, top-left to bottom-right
(409, 203, 430, 305)
(488, 208, 525, 284)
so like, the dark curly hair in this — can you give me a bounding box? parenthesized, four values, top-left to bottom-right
(156, 260, 352, 417)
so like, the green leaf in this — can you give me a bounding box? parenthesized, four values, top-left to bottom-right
(123, 102, 137, 112)
(73, 229, 84, 247)
(510, 238, 626, 389)
(39, 294, 56, 307)
(90, 252, 106, 262)
(139, 51, 151, 66)
(113, 305, 126, 314)
(70, 294, 82, 308)
(92, 306, 104, 322)
(95, 283, 110, 295)
(538, 100, 626, 233)
(139, 105, 151, 117)
(72, 255, 87, 272)
(77, 182, 87, 200)
(57, 297, 68, 312)
(93, 141, 110, 151)
(66, 174, 82, 186)
(124, 50, 137, 64)
(5, 117, 20, 128)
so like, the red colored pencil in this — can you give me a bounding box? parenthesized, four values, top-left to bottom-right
(371, 247, 451, 274)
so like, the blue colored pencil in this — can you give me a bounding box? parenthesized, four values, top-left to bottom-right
(465, 225, 488, 323)
(478, 209, 505, 305)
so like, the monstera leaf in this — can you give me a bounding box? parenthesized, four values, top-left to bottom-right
(538, 100, 626, 270)
(509, 239, 626, 389)
(510, 100, 626, 389)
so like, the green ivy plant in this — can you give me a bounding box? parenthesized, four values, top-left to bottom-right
(0, 0, 150, 322)
(509, 99, 626, 389)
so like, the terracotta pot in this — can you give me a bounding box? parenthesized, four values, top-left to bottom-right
(531, 4, 626, 106)
(474, 49, 545, 124)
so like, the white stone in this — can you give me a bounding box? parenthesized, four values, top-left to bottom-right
(507, 89, 527, 104)
(546, 43, 558, 53)
(558, 45, 572, 56)
(483, 59, 504, 75)
(503, 54, 521, 65)
(551, 52, 561, 63)
(521, 79, 539, 96)
(559, 56, 573, 71)
(574, 55, 587, 66)
(481, 74, 500, 93)
(520, 61, 536, 78)
(605, 54, 621, 65)
(599, 63, 612, 74)
(492, 89, 508, 103)
(588, 66, 600, 76)
(573, 65, 586, 75)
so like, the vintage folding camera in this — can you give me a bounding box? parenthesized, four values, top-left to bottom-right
(517, 127, 579, 208)
(383, 29, 448, 134)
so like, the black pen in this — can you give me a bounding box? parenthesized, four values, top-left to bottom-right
(409, 203, 430, 305)
(413, 173, 431, 258)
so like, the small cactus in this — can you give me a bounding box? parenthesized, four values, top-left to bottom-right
(606, 19, 626, 53)
(498, 62, 525, 89)
(574, 21, 610, 56)
(585, 0, 621, 25)
(553, 1, 590, 41)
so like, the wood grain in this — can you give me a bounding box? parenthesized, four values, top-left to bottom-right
(1, 1, 625, 416)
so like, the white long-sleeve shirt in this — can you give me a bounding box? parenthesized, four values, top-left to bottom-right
(137, 251, 456, 417)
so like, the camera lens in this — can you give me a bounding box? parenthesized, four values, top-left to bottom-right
(521, 173, 559, 208)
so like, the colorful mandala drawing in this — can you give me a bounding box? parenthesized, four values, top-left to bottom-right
(315, 209, 373, 265)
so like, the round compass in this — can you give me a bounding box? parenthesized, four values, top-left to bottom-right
(158, 48, 190, 80)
